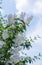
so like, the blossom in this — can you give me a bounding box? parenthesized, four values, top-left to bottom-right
(6, 46, 22, 65)
(11, 46, 22, 55)
(2, 30, 9, 40)
(24, 16, 33, 25)
(10, 54, 20, 64)
(8, 50, 20, 64)
(6, 55, 20, 65)
(0, 41, 5, 48)
(8, 14, 17, 25)
(13, 32, 26, 46)
(20, 12, 26, 20)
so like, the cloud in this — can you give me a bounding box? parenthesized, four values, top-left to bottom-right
(16, 0, 28, 11)
(15, 0, 42, 15)
(32, 0, 42, 15)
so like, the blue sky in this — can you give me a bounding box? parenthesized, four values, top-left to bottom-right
(1, 0, 42, 65)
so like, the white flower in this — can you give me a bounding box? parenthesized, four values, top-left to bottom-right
(8, 14, 14, 25)
(24, 16, 33, 25)
(11, 46, 22, 55)
(8, 14, 17, 25)
(14, 33, 26, 46)
(2, 30, 9, 40)
(20, 12, 25, 20)
(10, 54, 21, 64)
(14, 47, 22, 52)
(0, 41, 5, 48)
(6, 47, 21, 64)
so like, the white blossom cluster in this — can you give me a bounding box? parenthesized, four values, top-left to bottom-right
(6, 47, 22, 65)
(13, 32, 26, 46)
(19, 12, 33, 25)
(8, 14, 17, 25)
(2, 30, 9, 40)
(0, 41, 5, 48)
(24, 16, 33, 25)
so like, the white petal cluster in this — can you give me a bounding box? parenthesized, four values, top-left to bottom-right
(10, 54, 20, 64)
(20, 12, 25, 20)
(8, 14, 14, 25)
(6, 47, 22, 64)
(6, 55, 20, 65)
(0, 41, 5, 48)
(11, 47, 22, 54)
(8, 14, 17, 25)
(2, 30, 9, 40)
(24, 16, 33, 25)
(14, 33, 26, 46)
(19, 12, 33, 25)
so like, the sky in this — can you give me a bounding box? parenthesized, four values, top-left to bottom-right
(1, 0, 42, 65)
